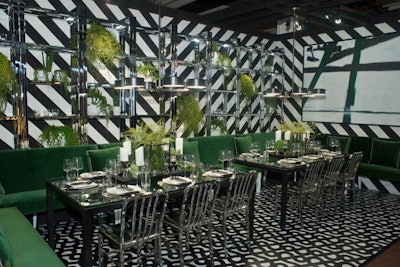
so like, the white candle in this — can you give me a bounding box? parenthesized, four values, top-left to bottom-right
(175, 138, 183, 154)
(306, 130, 310, 139)
(275, 130, 282, 142)
(284, 131, 291, 140)
(120, 147, 129, 162)
(123, 140, 131, 155)
(135, 146, 144, 166)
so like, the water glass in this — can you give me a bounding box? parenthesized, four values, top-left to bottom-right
(63, 158, 74, 182)
(140, 172, 151, 191)
(72, 156, 84, 177)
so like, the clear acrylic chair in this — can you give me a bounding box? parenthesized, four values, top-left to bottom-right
(214, 172, 257, 255)
(274, 159, 326, 227)
(339, 151, 363, 209)
(321, 155, 345, 212)
(164, 180, 219, 266)
(98, 189, 168, 267)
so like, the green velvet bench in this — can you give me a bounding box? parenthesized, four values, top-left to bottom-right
(0, 144, 98, 215)
(0, 207, 65, 266)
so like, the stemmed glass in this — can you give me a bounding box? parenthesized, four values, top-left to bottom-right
(63, 158, 74, 182)
(249, 142, 260, 156)
(225, 150, 234, 171)
(291, 142, 302, 159)
(72, 156, 83, 178)
(105, 159, 118, 187)
(219, 150, 229, 169)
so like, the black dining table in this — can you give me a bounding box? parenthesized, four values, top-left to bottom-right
(46, 171, 253, 267)
(234, 155, 306, 230)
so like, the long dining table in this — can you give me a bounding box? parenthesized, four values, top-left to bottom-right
(46, 171, 254, 267)
(234, 155, 306, 230)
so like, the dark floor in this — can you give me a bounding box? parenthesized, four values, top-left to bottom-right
(37, 181, 400, 266)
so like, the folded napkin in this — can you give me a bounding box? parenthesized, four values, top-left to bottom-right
(203, 169, 233, 178)
(65, 181, 98, 190)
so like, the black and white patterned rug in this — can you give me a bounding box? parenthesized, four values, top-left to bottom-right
(37, 181, 400, 266)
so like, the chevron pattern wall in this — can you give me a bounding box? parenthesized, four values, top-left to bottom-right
(0, 0, 399, 151)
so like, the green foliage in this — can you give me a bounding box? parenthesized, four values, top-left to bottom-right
(265, 98, 278, 115)
(87, 87, 113, 120)
(240, 74, 257, 102)
(124, 121, 170, 148)
(177, 94, 203, 135)
(112, 90, 120, 106)
(86, 23, 121, 66)
(265, 55, 274, 73)
(38, 125, 79, 147)
(280, 120, 310, 134)
(0, 52, 16, 113)
(274, 139, 285, 151)
(136, 62, 159, 82)
(211, 117, 227, 134)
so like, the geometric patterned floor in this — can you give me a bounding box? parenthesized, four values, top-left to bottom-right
(37, 181, 400, 266)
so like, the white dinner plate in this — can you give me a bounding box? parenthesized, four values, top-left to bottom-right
(65, 181, 98, 190)
(162, 176, 192, 186)
(203, 169, 233, 178)
(106, 185, 141, 195)
(80, 171, 106, 179)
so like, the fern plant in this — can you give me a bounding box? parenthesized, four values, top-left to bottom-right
(38, 125, 79, 147)
(87, 87, 113, 120)
(177, 94, 203, 135)
(0, 52, 16, 113)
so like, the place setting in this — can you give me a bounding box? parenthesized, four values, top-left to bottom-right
(203, 169, 234, 179)
(102, 184, 143, 198)
(63, 180, 100, 191)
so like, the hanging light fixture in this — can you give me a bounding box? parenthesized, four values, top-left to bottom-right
(162, 24, 184, 89)
(186, 37, 206, 90)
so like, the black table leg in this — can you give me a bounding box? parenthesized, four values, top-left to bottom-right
(81, 211, 93, 267)
(46, 186, 55, 249)
(280, 172, 289, 230)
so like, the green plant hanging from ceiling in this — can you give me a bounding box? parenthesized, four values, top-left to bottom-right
(85, 23, 121, 66)
(176, 94, 204, 135)
(136, 62, 159, 82)
(240, 73, 257, 102)
(0, 52, 17, 113)
(87, 87, 113, 121)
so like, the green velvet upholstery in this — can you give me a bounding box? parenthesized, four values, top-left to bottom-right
(0, 207, 65, 267)
(98, 142, 122, 149)
(87, 146, 120, 171)
(326, 135, 351, 155)
(0, 144, 97, 215)
(0, 182, 4, 196)
(234, 136, 252, 155)
(370, 139, 400, 168)
(188, 135, 235, 166)
(183, 141, 201, 163)
(237, 132, 275, 150)
(358, 163, 400, 182)
(0, 225, 14, 267)
(349, 136, 372, 163)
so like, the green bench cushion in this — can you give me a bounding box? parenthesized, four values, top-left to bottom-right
(183, 141, 201, 163)
(370, 139, 400, 168)
(0, 225, 14, 267)
(349, 136, 372, 163)
(87, 146, 120, 171)
(98, 142, 122, 149)
(0, 207, 65, 267)
(358, 163, 400, 182)
(188, 135, 235, 166)
(237, 132, 275, 149)
(234, 136, 252, 155)
(0, 189, 64, 215)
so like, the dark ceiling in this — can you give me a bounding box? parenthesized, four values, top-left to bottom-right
(111, 0, 400, 37)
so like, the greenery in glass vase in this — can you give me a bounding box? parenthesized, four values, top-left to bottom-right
(87, 87, 113, 120)
(85, 23, 121, 67)
(265, 54, 274, 73)
(52, 69, 70, 91)
(176, 94, 204, 136)
(34, 51, 53, 84)
(211, 117, 227, 134)
(0, 52, 17, 114)
(240, 73, 257, 103)
(38, 125, 79, 147)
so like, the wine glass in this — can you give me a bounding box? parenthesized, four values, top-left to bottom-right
(291, 142, 302, 158)
(225, 150, 234, 171)
(63, 158, 73, 182)
(73, 156, 84, 177)
(249, 142, 260, 155)
(219, 150, 228, 169)
(105, 159, 118, 187)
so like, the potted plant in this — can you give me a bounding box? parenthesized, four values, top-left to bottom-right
(265, 54, 274, 73)
(87, 87, 113, 120)
(38, 125, 79, 147)
(34, 51, 53, 83)
(265, 97, 278, 115)
(176, 93, 203, 136)
(112, 89, 121, 116)
(124, 121, 171, 172)
(0, 52, 17, 114)
(85, 23, 121, 67)
(211, 117, 227, 135)
(52, 69, 70, 90)
(136, 62, 159, 82)
(240, 73, 257, 103)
